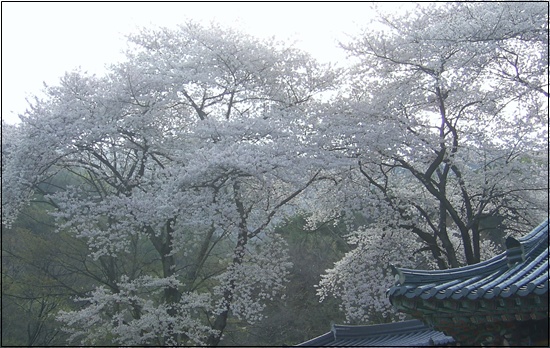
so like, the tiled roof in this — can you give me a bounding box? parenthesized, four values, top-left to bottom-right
(388, 219, 548, 302)
(387, 219, 549, 345)
(295, 319, 455, 347)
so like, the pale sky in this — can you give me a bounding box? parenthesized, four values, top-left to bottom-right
(1, 2, 407, 125)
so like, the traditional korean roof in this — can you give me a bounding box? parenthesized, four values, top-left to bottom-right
(388, 219, 549, 345)
(295, 319, 455, 347)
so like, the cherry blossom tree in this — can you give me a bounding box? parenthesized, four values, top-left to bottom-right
(3, 3, 548, 338)
(315, 2, 548, 322)
(2, 23, 336, 346)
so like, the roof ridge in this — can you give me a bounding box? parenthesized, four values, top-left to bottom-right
(332, 319, 430, 338)
(391, 218, 549, 285)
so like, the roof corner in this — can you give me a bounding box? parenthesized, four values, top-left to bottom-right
(390, 264, 405, 284)
(505, 236, 525, 268)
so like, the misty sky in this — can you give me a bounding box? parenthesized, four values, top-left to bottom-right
(1, 2, 411, 124)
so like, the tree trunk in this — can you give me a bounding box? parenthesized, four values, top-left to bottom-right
(206, 228, 247, 346)
(471, 221, 481, 264)
(436, 167, 460, 268)
(149, 219, 181, 345)
(406, 224, 448, 270)
(207, 181, 248, 346)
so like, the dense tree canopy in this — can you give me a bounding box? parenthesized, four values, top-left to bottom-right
(2, 23, 337, 346)
(314, 1, 548, 323)
(2, 3, 548, 345)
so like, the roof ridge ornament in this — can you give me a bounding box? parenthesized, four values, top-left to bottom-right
(505, 236, 525, 269)
(330, 322, 337, 339)
(386, 219, 548, 347)
(391, 264, 405, 284)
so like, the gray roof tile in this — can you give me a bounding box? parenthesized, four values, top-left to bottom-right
(295, 320, 455, 347)
(389, 219, 549, 301)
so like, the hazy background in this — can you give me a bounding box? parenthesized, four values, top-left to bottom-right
(2, 2, 410, 124)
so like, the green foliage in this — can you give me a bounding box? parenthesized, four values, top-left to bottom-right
(1, 172, 137, 346)
(221, 215, 350, 346)
(2, 207, 353, 346)
(1, 201, 73, 346)
(3, 4, 546, 345)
